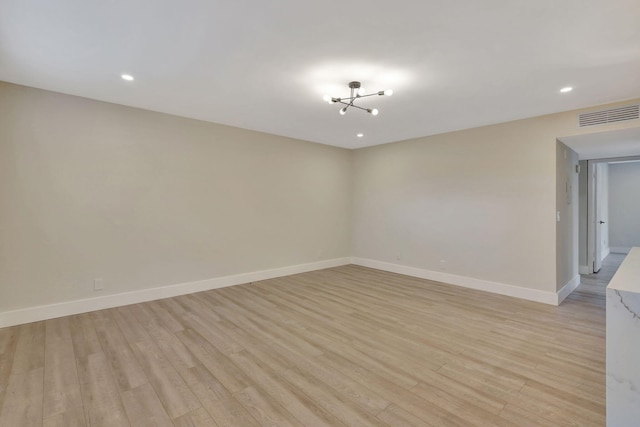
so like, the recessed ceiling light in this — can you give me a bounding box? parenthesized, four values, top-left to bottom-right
(357, 133, 364, 138)
(560, 86, 573, 93)
(121, 74, 134, 81)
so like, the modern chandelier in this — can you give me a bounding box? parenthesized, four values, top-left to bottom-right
(323, 81, 393, 116)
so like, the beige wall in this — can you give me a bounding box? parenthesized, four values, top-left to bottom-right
(578, 160, 589, 268)
(352, 99, 640, 293)
(556, 141, 579, 290)
(0, 82, 352, 312)
(2, 80, 640, 315)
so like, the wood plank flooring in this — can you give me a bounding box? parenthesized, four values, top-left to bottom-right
(0, 260, 622, 426)
(577, 253, 626, 299)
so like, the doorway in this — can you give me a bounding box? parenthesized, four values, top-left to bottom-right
(583, 156, 640, 274)
(559, 127, 640, 282)
(587, 160, 609, 273)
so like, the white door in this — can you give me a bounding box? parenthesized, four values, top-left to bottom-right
(590, 162, 611, 273)
(587, 161, 603, 273)
(594, 166, 602, 273)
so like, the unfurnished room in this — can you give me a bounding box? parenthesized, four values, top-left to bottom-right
(1, 1, 640, 426)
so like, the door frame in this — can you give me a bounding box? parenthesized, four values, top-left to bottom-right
(586, 155, 640, 273)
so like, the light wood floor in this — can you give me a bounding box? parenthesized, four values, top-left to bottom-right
(578, 253, 626, 297)
(0, 261, 623, 427)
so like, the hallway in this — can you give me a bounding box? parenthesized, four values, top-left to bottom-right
(570, 253, 627, 305)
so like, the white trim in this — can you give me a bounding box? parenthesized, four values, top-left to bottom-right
(579, 265, 592, 275)
(0, 257, 351, 328)
(351, 257, 559, 305)
(610, 246, 631, 254)
(557, 274, 581, 305)
(601, 247, 611, 261)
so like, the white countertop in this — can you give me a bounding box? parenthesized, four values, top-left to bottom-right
(608, 247, 640, 293)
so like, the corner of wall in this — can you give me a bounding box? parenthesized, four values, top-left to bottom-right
(556, 140, 580, 291)
(557, 274, 581, 305)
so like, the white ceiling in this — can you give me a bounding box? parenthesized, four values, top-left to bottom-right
(1, 0, 640, 149)
(560, 127, 640, 160)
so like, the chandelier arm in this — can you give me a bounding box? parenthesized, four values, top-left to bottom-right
(336, 101, 375, 112)
(344, 97, 356, 110)
(349, 104, 373, 112)
(356, 92, 380, 99)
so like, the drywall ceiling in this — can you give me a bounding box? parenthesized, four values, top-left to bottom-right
(560, 127, 640, 160)
(1, 0, 639, 149)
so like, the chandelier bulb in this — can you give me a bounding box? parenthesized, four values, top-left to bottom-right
(357, 87, 366, 96)
(339, 107, 347, 116)
(384, 89, 393, 96)
(371, 108, 379, 116)
(323, 94, 332, 103)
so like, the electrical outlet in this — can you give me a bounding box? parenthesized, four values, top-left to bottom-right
(94, 278, 104, 291)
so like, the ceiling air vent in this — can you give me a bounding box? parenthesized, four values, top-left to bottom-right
(578, 104, 639, 128)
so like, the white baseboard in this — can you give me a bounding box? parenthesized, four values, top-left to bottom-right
(579, 265, 592, 275)
(351, 257, 560, 305)
(601, 247, 611, 261)
(0, 257, 351, 328)
(557, 274, 581, 305)
(610, 247, 631, 254)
